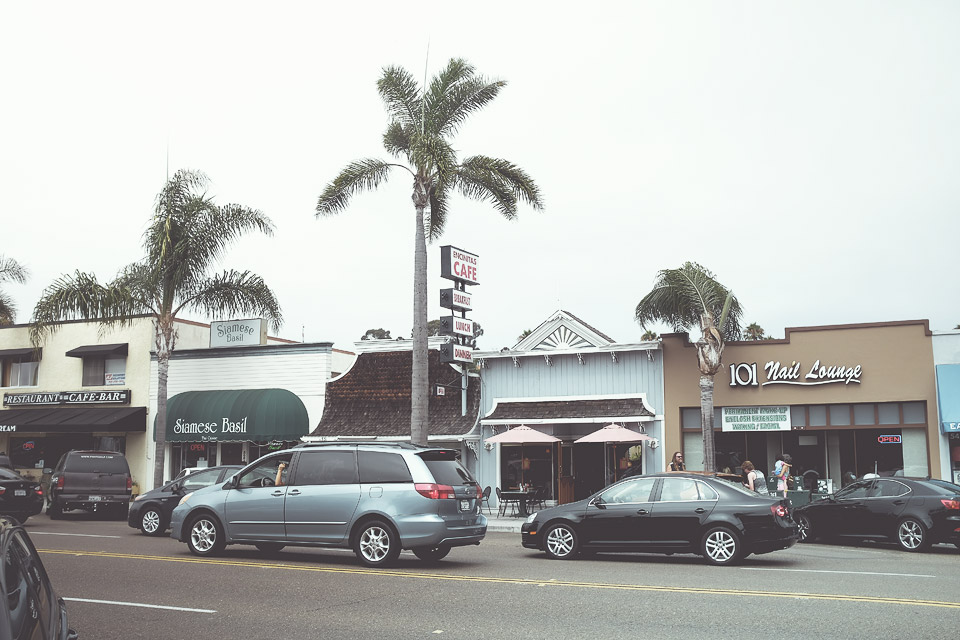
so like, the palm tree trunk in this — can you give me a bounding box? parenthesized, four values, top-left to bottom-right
(700, 374, 716, 472)
(410, 202, 429, 446)
(155, 350, 169, 488)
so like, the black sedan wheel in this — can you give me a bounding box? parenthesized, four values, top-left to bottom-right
(543, 523, 579, 560)
(701, 527, 742, 566)
(896, 518, 930, 552)
(412, 545, 451, 562)
(796, 514, 814, 543)
(139, 508, 165, 536)
(187, 514, 225, 557)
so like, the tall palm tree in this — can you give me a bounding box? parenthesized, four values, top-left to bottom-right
(31, 169, 282, 487)
(634, 262, 743, 472)
(0, 256, 29, 325)
(316, 58, 543, 445)
(744, 322, 767, 340)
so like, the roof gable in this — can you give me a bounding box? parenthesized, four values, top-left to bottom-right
(513, 309, 614, 351)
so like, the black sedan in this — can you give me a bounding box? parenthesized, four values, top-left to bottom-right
(793, 476, 960, 552)
(0, 516, 78, 639)
(521, 472, 798, 565)
(0, 468, 44, 525)
(128, 465, 241, 536)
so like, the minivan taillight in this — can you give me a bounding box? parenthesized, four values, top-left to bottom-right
(415, 484, 456, 500)
(127, 477, 132, 491)
(941, 498, 960, 510)
(475, 485, 483, 500)
(771, 504, 788, 518)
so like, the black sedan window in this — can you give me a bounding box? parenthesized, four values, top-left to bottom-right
(876, 480, 910, 497)
(837, 481, 873, 499)
(659, 478, 702, 502)
(600, 478, 656, 504)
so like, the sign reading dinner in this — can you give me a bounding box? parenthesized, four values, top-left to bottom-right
(721, 406, 791, 432)
(440, 246, 479, 286)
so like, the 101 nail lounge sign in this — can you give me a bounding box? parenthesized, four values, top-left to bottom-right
(728, 359, 863, 387)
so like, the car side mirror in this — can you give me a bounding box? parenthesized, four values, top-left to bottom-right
(224, 476, 237, 489)
(589, 496, 606, 509)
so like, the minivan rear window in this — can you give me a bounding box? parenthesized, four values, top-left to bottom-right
(358, 452, 412, 483)
(419, 452, 475, 486)
(65, 454, 129, 474)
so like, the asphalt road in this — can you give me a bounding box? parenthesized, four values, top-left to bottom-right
(21, 513, 960, 639)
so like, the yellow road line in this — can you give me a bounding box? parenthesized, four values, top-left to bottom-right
(39, 549, 960, 610)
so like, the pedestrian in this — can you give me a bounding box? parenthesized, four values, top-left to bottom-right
(775, 454, 792, 497)
(668, 452, 685, 471)
(741, 460, 769, 495)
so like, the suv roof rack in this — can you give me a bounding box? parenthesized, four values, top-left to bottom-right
(292, 441, 428, 450)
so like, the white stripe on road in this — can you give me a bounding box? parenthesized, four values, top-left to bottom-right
(28, 532, 122, 539)
(64, 598, 216, 613)
(741, 568, 934, 578)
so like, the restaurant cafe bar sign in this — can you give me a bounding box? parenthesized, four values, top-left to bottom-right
(721, 406, 791, 432)
(4, 390, 131, 407)
(210, 318, 267, 348)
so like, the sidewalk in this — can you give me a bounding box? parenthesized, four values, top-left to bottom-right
(483, 512, 525, 534)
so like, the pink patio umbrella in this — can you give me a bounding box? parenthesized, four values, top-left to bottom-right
(485, 425, 560, 444)
(574, 423, 652, 443)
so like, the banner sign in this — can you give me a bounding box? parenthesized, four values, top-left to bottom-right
(721, 406, 791, 432)
(4, 390, 131, 407)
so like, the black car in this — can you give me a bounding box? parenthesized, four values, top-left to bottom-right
(793, 476, 960, 552)
(128, 465, 242, 536)
(0, 469, 44, 525)
(521, 472, 798, 565)
(0, 516, 78, 639)
(47, 451, 131, 520)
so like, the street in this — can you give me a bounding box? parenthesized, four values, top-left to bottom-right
(26, 513, 960, 639)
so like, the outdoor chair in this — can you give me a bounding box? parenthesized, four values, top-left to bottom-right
(480, 486, 492, 514)
(496, 487, 518, 517)
(529, 486, 546, 511)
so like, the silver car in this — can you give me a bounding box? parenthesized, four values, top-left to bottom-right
(169, 442, 487, 567)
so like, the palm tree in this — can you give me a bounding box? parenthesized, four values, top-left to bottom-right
(744, 322, 766, 340)
(30, 169, 282, 487)
(316, 58, 543, 445)
(634, 262, 743, 472)
(641, 329, 659, 341)
(0, 256, 29, 325)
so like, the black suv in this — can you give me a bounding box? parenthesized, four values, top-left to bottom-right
(47, 451, 132, 520)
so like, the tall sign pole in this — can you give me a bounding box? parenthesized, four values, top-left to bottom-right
(439, 246, 479, 416)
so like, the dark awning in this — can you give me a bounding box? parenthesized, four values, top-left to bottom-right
(65, 343, 128, 358)
(481, 397, 655, 425)
(0, 348, 41, 359)
(159, 389, 309, 442)
(0, 407, 146, 433)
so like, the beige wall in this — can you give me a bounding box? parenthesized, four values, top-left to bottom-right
(662, 321, 940, 476)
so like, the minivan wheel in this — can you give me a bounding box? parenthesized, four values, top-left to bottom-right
(701, 527, 742, 566)
(255, 543, 286, 554)
(139, 508, 165, 536)
(896, 518, 930, 552)
(187, 514, 225, 557)
(354, 520, 400, 567)
(543, 523, 579, 560)
(412, 545, 451, 562)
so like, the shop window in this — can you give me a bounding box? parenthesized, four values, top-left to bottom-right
(853, 404, 875, 425)
(829, 405, 851, 426)
(1, 356, 38, 387)
(902, 402, 925, 424)
(808, 405, 827, 427)
(82, 356, 126, 386)
(877, 403, 900, 424)
(790, 406, 806, 427)
(681, 408, 700, 429)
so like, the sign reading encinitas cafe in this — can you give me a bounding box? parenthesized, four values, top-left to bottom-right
(4, 390, 131, 407)
(721, 406, 791, 432)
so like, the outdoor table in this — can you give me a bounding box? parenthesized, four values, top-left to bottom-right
(499, 490, 533, 517)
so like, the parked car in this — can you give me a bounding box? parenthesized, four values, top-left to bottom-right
(793, 476, 960, 552)
(128, 465, 242, 536)
(172, 467, 205, 482)
(0, 468, 44, 525)
(170, 442, 487, 567)
(520, 472, 798, 565)
(0, 516, 78, 639)
(46, 451, 131, 520)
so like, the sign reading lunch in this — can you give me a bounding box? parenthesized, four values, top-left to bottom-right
(721, 406, 791, 432)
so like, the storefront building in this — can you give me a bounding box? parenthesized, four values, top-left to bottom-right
(662, 320, 940, 490)
(471, 310, 663, 506)
(933, 329, 960, 484)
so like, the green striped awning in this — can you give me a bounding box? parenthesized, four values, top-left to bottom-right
(157, 389, 308, 442)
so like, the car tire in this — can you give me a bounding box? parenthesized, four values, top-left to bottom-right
(186, 514, 226, 557)
(255, 542, 286, 554)
(139, 507, 166, 536)
(796, 514, 815, 543)
(543, 522, 579, 560)
(354, 520, 400, 568)
(896, 518, 930, 552)
(6, 514, 26, 525)
(701, 526, 743, 566)
(47, 499, 63, 520)
(412, 545, 451, 562)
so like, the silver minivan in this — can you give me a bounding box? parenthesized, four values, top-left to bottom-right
(169, 442, 487, 567)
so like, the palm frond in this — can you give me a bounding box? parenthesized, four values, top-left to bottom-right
(634, 262, 742, 339)
(427, 183, 450, 241)
(382, 121, 414, 160)
(410, 135, 458, 182)
(180, 270, 283, 333)
(454, 156, 544, 219)
(426, 65, 506, 137)
(377, 66, 422, 128)
(0, 291, 17, 325)
(0, 256, 29, 285)
(316, 159, 399, 215)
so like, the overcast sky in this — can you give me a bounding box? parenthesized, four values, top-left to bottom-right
(2, 2, 958, 352)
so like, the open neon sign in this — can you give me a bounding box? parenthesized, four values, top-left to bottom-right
(878, 435, 902, 444)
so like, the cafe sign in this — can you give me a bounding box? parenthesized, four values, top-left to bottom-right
(729, 359, 863, 387)
(4, 390, 131, 407)
(721, 406, 791, 432)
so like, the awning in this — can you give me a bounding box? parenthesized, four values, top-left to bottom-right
(0, 348, 41, 359)
(481, 396, 656, 425)
(936, 364, 960, 433)
(65, 343, 128, 358)
(0, 407, 146, 433)
(159, 389, 309, 442)
(485, 425, 559, 444)
(574, 424, 652, 443)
